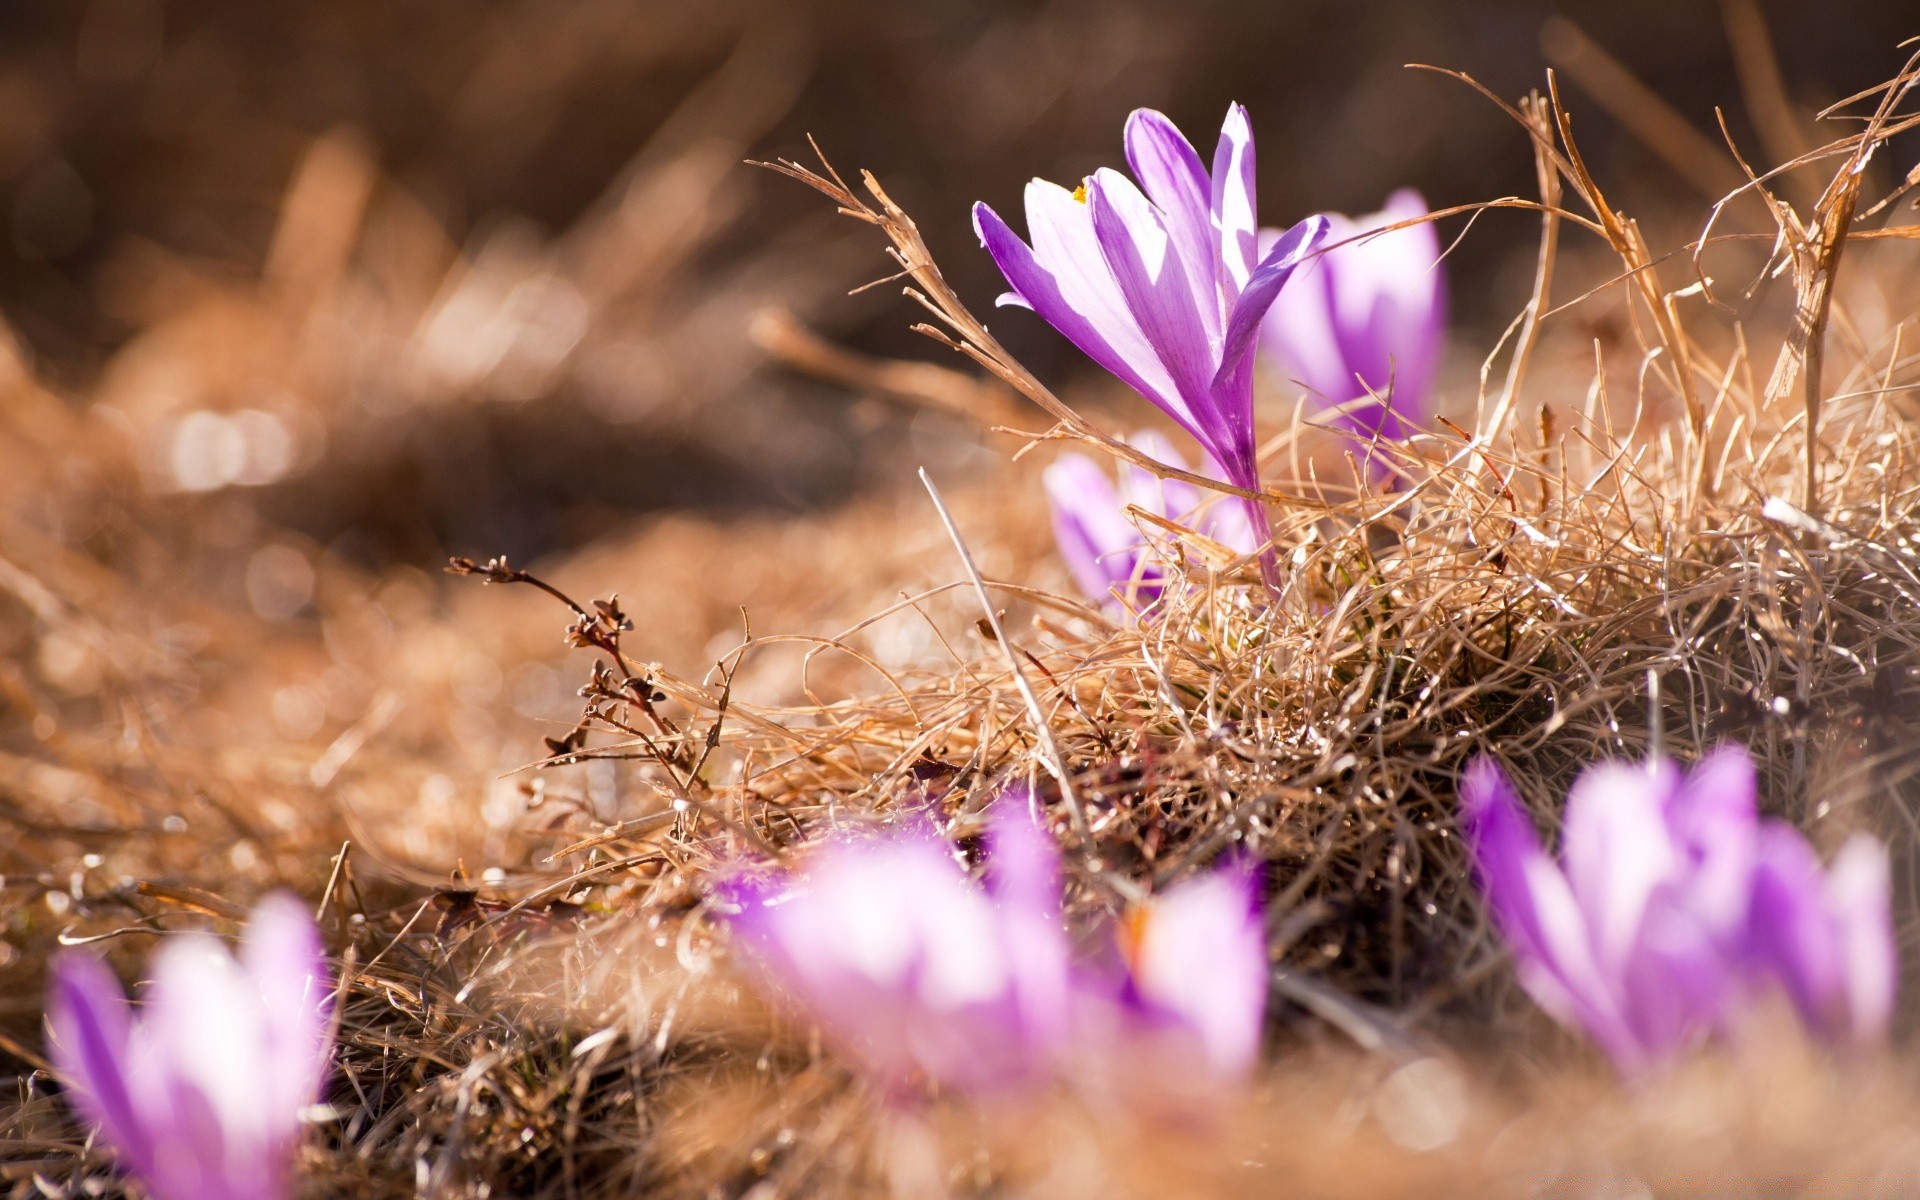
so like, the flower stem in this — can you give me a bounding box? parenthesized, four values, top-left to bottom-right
(1242, 496, 1282, 593)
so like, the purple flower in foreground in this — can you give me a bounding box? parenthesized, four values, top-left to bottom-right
(974, 106, 1330, 587)
(1114, 862, 1268, 1079)
(1259, 189, 1445, 477)
(1046, 430, 1257, 611)
(47, 893, 334, 1200)
(722, 799, 1269, 1098)
(721, 808, 1071, 1095)
(1462, 748, 1896, 1074)
(1747, 826, 1897, 1047)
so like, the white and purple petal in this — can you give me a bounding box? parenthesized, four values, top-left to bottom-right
(1044, 452, 1155, 606)
(1460, 757, 1641, 1067)
(973, 194, 1196, 444)
(1123, 109, 1221, 339)
(1209, 104, 1259, 298)
(1558, 761, 1682, 978)
(1087, 168, 1225, 452)
(1826, 833, 1897, 1044)
(47, 954, 157, 1182)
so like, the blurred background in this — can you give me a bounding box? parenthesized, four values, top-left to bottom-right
(0, 0, 1912, 568)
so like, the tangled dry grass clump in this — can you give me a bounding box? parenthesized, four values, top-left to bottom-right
(4, 37, 1920, 1200)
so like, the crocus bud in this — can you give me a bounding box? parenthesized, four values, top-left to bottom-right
(47, 893, 334, 1200)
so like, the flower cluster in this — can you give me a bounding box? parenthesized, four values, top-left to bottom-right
(974, 106, 1328, 587)
(978, 106, 1446, 600)
(1463, 748, 1896, 1074)
(719, 798, 1265, 1100)
(47, 894, 335, 1200)
(1045, 429, 1256, 611)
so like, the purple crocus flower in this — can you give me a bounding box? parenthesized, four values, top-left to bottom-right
(46, 893, 334, 1200)
(1045, 430, 1257, 611)
(1258, 189, 1445, 476)
(722, 799, 1271, 1098)
(1462, 748, 1897, 1074)
(1113, 862, 1268, 1079)
(720, 808, 1072, 1096)
(974, 106, 1330, 587)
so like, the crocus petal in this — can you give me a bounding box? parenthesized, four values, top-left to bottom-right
(241, 892, 333, 1117)
(1044, 452, 1153, 605)
(1662, 746, 1759, 942)
(1124, 109, 1220, 337)
(1216, 215, 1331, 402)
(1209, 104, 1258, 297)
(1258, 216, 1356, 407)
(1344, 189, 1446, 414)
(1617, 893, 1729, 1062)
(1258, 190, 1446, 454)
(1117, 429, 1202, 523)
(1559, 761, 1681, 977)
(1827, 833, 1897, 1044)
(1747, 822, 1845, 1036)
(47, 953, 157, 1181)
(724, 826, 1054, 1094)
(985, 796, 1060, 912)
(147, 934, 275, 1158)
(973, 195, 1194, 443)
(1087, 168, 1223, 448)
(985, 797, 1073, 1054)
(1460, 757, 1639, 1065)
(1127, 863, 1267, 1078)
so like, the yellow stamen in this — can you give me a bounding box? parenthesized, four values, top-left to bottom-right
(1072, 182, 1089, 204)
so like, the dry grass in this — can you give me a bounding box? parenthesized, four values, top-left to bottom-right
(4, 34, 1920, 1200)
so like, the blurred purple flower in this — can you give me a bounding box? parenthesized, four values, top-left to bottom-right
(1045, 430, 1257, 612)
(1259, 189, 1445, 477)
(1747, 826, 1896, 1047)
(720, 806, 1072, 1096)
(1113, 862, 1268, 1079)
(722, 798, 1270, 1098)
(46, 893, 334, 1200)
(974, 106, 1330, 586)
(1462, 748, 1897, 1074)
